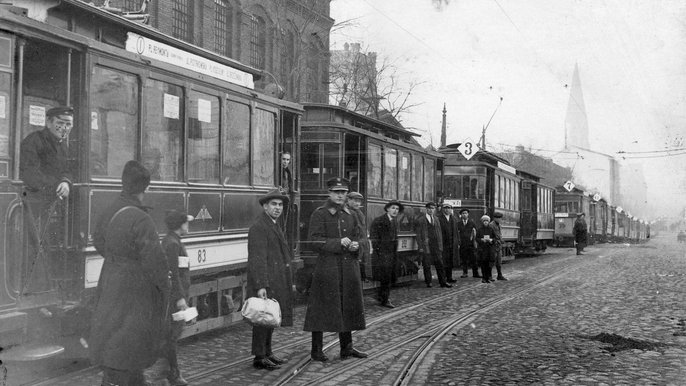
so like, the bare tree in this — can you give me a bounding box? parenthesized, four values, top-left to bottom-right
(329, 45, 423, 124)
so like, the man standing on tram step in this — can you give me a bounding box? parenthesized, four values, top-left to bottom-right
(346, 192, 371, 281)
(573, 212, 588, 255)
(247, 188, 294, 370)
(489, 212, 508, 281)
(304, 177, 368, 362)
(369, 200, 404, 308)
(90, 160, 171, 386)
(279, 152, 294, 195)
(161, 210, 194, 386)
(457, 208, 480, 278)
(416, 202, 451, 288)
(438, 203, 460, 283)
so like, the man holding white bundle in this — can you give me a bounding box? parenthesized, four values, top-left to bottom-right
(247, 188, 294, 370)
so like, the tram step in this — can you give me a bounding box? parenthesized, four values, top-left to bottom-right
(0, 343, 65, 362)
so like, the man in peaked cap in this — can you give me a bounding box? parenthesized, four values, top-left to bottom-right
(573, 212, 588, 255)
(305, 177, 368, 362)
(247, 188, 294, 370)
(90, 160, 170, 386)
(369, 200, 404, 308)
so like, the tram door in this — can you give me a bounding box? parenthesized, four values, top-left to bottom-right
(343, 133, 362, 193)
(280, 111, 299, 253)
(11, 38, 81, 307)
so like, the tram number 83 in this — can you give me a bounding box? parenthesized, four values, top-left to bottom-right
(197, 249, 207, 263)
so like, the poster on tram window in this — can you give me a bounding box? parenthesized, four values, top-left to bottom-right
(29, 105, 45, 126)
(163, 93, 180, 119)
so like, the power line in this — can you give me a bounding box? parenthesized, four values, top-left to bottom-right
(617, 147, 686, 154)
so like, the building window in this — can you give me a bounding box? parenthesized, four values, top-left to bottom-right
(280, 30, 295, 97)
(121, 0, 141, 12)
(214, 0, 232, 57)
(249, 15, 266, 69)
(171, 0, 193, 43)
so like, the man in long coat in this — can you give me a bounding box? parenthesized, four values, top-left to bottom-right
(437, 203, 460, 283)
(369, 200, 403, 308)
(247, 188, 294, 370)
(345, 192, 370, 281)
(489, 212, 507, 280)
(416, 202, 451, 288)
(90, 160, 171, 386)
(573, 212, 588, 255)
(457, 208, 480, 278)
(304, 177, 367, 362)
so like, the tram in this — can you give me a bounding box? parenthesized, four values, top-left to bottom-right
(0, 1, 302, 358)
(297, 104, 443, 287)
(516, 170, 554, 253)
(553, 186, 591, 247)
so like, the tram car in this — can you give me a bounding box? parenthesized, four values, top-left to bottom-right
(439, 144, 521, 260)
(0, 1, 303, 358)
(553, 186, 591, 247)
(516, 170, 554, 253)
(297, 104, 443, 287)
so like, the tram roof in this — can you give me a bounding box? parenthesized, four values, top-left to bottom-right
(302, 103, 421, 139)
(58, 0, 264, 81)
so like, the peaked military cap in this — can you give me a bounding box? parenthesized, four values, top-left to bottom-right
(46, 106, 74, 118)
(327, 177, 350, 191)
(384, 200, 404, 213)
(259, 187, 290, 206)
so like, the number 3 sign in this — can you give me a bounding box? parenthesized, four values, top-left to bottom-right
(458, 139, 478, 160)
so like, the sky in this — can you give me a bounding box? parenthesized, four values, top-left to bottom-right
(329, 0, 686, 219)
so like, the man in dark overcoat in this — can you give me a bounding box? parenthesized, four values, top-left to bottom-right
(304, 177, 368, 362)
(346, 192, 370, 281)
(161, 210, 194, 386)
(89, 160, 171, 386)
(247, 188, 294, 370)
(438, 203, 460, 283)
(573, 212, 588, 255)
(457, 208, 480, 278)
(369, 200, 404, 308)
(416, 202, 450, 288)
(489, 212, 508, 280)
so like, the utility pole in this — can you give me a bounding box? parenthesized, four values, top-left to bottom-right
(440, 103, 447, 148)
(479, 97, 503, 151)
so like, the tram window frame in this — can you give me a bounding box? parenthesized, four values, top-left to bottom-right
(222, 97, 251, 186)
(398, 150, 411, 201)
(424, 158, 435, 203)
(142, 78, 184, 182)
(411, 153, 423, 202)
(252, 107, 277, 187)
(89, 65, 139, 179)
(187, 89, 221, 184)
(300, 130, 341, 191)
(367, 143, 382, 197)
(383, 147, 398, 200)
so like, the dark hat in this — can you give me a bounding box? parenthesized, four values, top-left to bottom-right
(259, 188, 290, 206)
(347, 192, 364, 200)
(165, 210, 194, 230)
(327, 177, 350, 191)
(492, 212, 503, 218)
(384, 200, 404, 212)
(46, 106, 74, 118)
(458, 208, 470, 214)
(577, 212, 585, 217)
(121, 160, 151, 194)
(442, 202, 453, 209)
(425, 202, 437, 208)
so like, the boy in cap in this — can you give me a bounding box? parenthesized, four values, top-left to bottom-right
(161, 210, 194, 385)
(369, 200, 404, 308)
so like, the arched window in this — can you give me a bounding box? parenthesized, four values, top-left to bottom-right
(249, 15, 266, 69)
(214, 0, 233, 57)
(171, 0, 193, 43)
(280, 29, 296, 98)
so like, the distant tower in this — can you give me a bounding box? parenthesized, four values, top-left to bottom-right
(565, 63, 590, 149)
(440, 103, 447, 148)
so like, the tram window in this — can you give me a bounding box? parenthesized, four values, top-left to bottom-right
(253, 109, 275, 186)
(301, 142, 320, 190)
(322, 143, 340, 184)
(443, 175, 461, 200)
(424, 158, 435, 202)
(515, 181, 519, 211)
(411, 154, 423, 201)
(223, 100, 250, 185)
(188, 91, 220, 183)
(143, 79, 183, 181)
(367, 144, 382, 197)
(383, 148, 398, 199)
(398, 151, 411, 201)
(0, 73, 10, 175)
(494, 176, 500, 208)
(89, 67, 138, 177)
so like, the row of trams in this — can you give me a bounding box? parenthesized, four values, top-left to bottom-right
(0, 4, 649, 361)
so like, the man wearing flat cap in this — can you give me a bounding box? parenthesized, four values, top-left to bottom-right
(162, 210, 194, 385)
(438, 203, 460, 284)
(457, 208, 480, 278)
(573, 212, 588, 255)
(489, 212, 507, 280)
(345, 192, 371, 281)
(247, 188, 294, 370)
(416, 202, 451, 288)
(369, 200, 404, 308)
(304, 177, 367, 362)
(90, 160, 171, 386)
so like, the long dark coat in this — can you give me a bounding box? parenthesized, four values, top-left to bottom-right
(369, 214, 398, 269)
(573, 218, 588, 244)
(416, 214, 443, 255)
(304, 200, 366, 332)
(246, 212, 294, 327)
(19, 128, 72, 198)
(457, 218, 477, 265)
(89, 193, 170, 371)
(489, 220, 503, 260)
(349, 206, 371, 276)
(438, 214, 460, 265)
(476, 224, 497, 264)
(162, 232, 191, 338)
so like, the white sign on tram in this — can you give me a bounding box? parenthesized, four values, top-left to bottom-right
(458, 139, 478, 160)
(563, 180, 575, 192)
(593, 193, 601, 202)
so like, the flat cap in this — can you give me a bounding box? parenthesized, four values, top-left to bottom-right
(425, 202, 437, 208)
(347, 192, 364, 200)
(458, 208, 470, 214)
(442, 202, 453, 208)
(165, 210, 194, 230)
(492, 212, 503, 218)
(46, 106, 74, 118)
